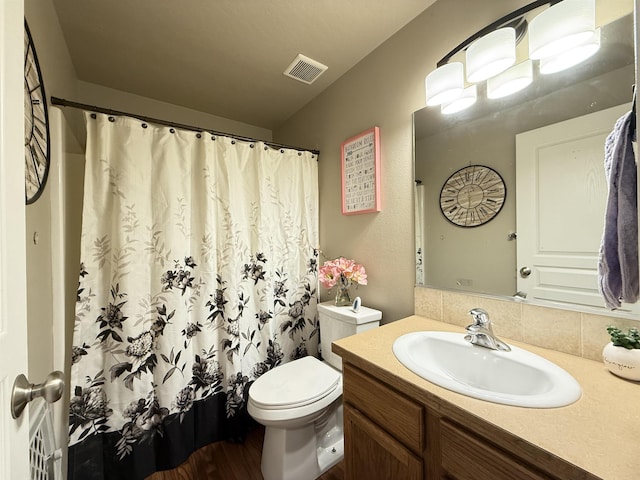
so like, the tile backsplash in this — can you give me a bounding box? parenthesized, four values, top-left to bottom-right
(414, 287, 640, 362)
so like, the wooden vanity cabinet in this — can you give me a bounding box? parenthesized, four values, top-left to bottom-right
(342, 362, 567, 480)
(343, 363, 424, 479)
(344, 405, 423, 480)
(438, 420, 554, 480)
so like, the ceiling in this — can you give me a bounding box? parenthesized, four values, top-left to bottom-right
(52, 0, 434, 130)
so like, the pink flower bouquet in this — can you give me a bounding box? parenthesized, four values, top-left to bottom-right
(319, 257, 367, 290)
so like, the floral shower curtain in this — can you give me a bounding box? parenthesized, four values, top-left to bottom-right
(414, 182, 425, 284)
(68, 112, 319, 480)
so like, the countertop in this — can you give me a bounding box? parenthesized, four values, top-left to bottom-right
(332, 315, 640, 480)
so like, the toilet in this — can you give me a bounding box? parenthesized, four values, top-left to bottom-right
(248, 301, 382, 480)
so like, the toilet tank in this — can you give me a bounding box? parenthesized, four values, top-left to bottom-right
(317, 301, 382, 371)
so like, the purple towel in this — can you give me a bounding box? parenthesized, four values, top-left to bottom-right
(598, 110, 638, 309)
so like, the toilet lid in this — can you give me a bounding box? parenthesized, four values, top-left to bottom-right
(250, 356, 341, 410)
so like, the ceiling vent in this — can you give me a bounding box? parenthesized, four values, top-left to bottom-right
(283, 54, 328, 84)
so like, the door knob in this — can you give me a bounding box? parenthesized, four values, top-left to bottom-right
(11, 371, 64, 419)
(519, 266, 532, 278)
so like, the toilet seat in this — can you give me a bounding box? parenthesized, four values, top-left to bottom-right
(250, 356, 340, 410)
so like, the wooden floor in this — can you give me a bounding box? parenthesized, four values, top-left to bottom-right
(147, 425, 345, 480)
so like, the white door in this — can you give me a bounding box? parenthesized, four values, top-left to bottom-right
(516, 103, 636, 311)
(0, 0, 30, 479)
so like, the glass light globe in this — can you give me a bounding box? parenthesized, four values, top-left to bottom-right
(487, 60, 533, 99)
(466, 27, 516, 83)
(529, 0, 596, 60)
(441, 85, 477, 114)
(539, 28, 601, 74)
(425, 62, 464, 106)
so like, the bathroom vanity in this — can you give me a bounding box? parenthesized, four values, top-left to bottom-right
(333, 316, 639, 480)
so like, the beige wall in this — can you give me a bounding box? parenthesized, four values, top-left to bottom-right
(274, 0, 533, 322)
(74, 81, 273, 147)
(415, 132, 517, 295)
(274, 0, 637, 322)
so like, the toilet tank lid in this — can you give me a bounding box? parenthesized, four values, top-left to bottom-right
(317, 301, 382, 324)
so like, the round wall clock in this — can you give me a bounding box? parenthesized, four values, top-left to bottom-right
(439, 165, 506, 227)
(24, 20, 50, 205)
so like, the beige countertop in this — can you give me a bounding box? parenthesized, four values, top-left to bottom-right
(332, 315, 640, 480)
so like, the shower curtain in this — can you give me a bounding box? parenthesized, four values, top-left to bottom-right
(67, 112, 319, 480)
(415, 183, 425, 284)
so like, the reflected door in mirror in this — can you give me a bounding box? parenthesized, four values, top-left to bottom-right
(516, 102, 639, 313)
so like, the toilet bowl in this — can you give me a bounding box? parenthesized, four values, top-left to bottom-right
(248, 301, 382, 480)
(248, 356, 344, 480)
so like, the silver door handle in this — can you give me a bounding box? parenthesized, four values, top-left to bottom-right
(519, 266, 532, 278)
(11, 371, 64, 419)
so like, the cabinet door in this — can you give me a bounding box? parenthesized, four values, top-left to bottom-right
(344, 404, 423, 480)
(343, 363, 424, 454)
(440, 420, 553, 480)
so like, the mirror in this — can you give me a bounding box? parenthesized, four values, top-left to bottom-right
(414, 4, 635, 309)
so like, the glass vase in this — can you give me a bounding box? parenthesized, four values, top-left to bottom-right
(334, 276, 351, 306)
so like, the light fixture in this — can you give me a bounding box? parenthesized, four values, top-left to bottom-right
(529, 0, 596, 60)
(441, 85, 477, 114)
(425, 62, 464, 106)
(487, 60, 533, 99)
(539, 28, 600, 74)
(424, 0, 602, 114)
(424, 0, 546, 112)
(466, 27, 516, 83)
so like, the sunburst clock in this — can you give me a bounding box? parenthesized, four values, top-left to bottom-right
(24, 20, 50, 205)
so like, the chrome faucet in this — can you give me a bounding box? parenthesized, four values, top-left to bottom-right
(464, 308, 511, 352)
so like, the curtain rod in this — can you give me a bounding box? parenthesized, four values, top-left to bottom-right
(50, 96, 320, 157)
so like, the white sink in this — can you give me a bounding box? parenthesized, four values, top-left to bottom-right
(392, 331, 581, 408)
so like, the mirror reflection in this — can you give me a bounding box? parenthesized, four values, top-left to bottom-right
(414, 6, 634, 311)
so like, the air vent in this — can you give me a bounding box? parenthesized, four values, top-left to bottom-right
(283, 54, 328, 84)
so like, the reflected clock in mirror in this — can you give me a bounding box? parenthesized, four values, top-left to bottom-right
(439, 165, 506, 227)
(413, 5, 635, 311)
